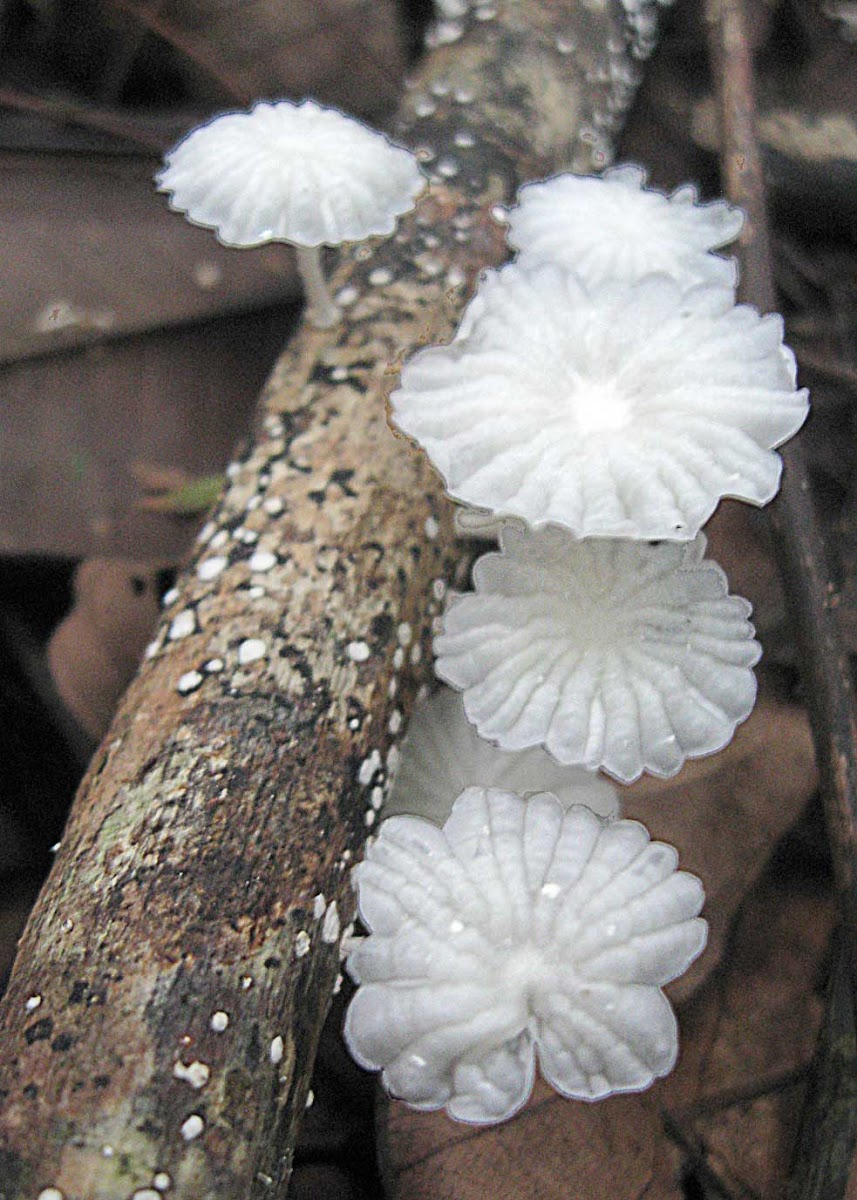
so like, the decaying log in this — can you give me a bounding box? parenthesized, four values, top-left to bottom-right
(0, 3, 651, 1197)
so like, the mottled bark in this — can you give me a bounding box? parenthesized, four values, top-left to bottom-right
(0, 4, 647, 1197)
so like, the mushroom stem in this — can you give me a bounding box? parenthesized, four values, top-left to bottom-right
(296, 244, 340, 329)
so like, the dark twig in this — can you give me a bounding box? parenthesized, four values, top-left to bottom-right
(705, 0, 857, 1012)
(105, 0, 250, 104)
(669, 1063, 810, 1123)
(661, 1109, 746, 1200)
(0, 85, 164, 154)
(704, 0, 857, 1193)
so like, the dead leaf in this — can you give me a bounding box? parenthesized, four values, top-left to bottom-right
(653, 849, 835, 1197)
(47, 557, 162, 740)
(622, 675, 818, 1000)
(380, 1079, 664, 1200)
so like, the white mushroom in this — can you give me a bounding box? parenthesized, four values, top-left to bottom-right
(391, 261, 809, 540)
(157, 99, 425, 328)
(506, 165, 744, 290)
(434, 525, 761, 783)
(345, 788, 706, 1123)
(385, 685, 619, 823)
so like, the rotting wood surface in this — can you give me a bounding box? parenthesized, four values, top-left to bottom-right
(0, 4, 645, 1197)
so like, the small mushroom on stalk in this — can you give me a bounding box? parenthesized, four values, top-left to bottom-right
(157, 99, 425, 328)
(345, 788, 706, 1124)
(434, 524, 761, 783)
(506, 165, 745, 290)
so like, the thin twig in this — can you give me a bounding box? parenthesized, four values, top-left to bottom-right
(669, 1063, 810, 1123)
(0, 85, 164, 154)
(704, 0, 857, 1012)
(661, 1109, 746, 1199)
(704, 0, 857, 1194)
(106, 0, 250, 104)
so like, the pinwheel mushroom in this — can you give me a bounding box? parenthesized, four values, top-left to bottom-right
(157, 99, 425, 328)
(345, 788, 706, 1123)
(506, 165, 744, 290)
(391, 262, 809, 540)
(434, 525, 761, 783)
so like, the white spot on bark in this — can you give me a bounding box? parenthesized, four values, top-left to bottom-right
(263, 496, 284, 516)
(424, 517, 439, 540)
(168, 610, 196, 640)
(153, 1174, 172, 1192)
(347, 641, 371, 662)
(238, 639, 267, 665)
(173, 1060, 210, 1089)
(322, 901, 340, 944)
(25, 995, 42, 1012)
(368, 267, 394, 286)
(197, 557, 227, 581)
(210, 1011, 229, 1032)
(204, 658, 224, 673)
(180, 1114, 204, 1141)
(305, 1089, 315, 1108)
(336, 285, 359, 307)
(295, 931, 311, 958)
(249, 550, 277, 573)
(177, 670, 203, 695)
(270, 1035, 284, 1065)
(358, 750, 381, 785)
(313, 893, 326, 920)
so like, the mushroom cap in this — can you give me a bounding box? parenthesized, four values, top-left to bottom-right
(156, 99, 425, 249)
(506, 165, 744, 290)
(434, 525, 761, 783)
(345, 788, 706, 1123)
(385, 685, 619, 823)
(390, 262, 809, 540)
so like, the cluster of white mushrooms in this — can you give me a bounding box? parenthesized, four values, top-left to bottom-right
(156, 104, 809, 1126)
(350, 167, 810, 1122)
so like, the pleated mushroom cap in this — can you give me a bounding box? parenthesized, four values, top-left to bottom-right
(391, 262, 809, 541)
(345, 789, 706, 1123)
(156, 99, 425, 249)
(506, 165, 744, 290)
(434, 525, 762, 783)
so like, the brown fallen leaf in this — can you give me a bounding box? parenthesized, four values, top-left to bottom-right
(379, 1079, 665, 1200)
(653, 846, 835, 1197)
(47, 557, 163, 740)
(623, 674, 819, 1000)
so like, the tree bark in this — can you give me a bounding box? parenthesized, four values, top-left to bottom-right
(0, 4, 648, 1196)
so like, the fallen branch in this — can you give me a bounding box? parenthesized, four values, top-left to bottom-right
(0, 3, 644, 1196)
